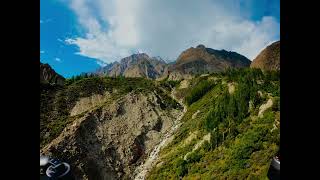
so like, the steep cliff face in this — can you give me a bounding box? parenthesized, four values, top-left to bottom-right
(251, 41, 280, 71)
(41, 91, 183, 179)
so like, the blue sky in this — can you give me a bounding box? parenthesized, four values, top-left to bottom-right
(40, 0, 280, 78)
(40, 0, 100, 78)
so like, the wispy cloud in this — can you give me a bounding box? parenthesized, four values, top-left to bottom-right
(55, 57, 62, 62)
(96, 60, 108, 67)
(40, 20, 43, 24)
(40, 50, 45, 54)
(65, 0, 279, 62)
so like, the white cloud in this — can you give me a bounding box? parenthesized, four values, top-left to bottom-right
(65, 0, 279, 62)
(40, 50, 45, 54)
(55, 58, 62, 62)
(40, 20, 43, 24)
(96, 60, 108, 67)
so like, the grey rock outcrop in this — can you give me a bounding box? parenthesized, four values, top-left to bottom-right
(41, 91, 183, 179)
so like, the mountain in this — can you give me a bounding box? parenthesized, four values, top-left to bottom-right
(40, 62, 65, 85)
(250, 41, 280, 71)
(40, 62, 66, 149)
(96, 53, 168, 79)
(40, 64, 279, 179)
(166, 44, 251, 80)
(93, 46, 251, 81)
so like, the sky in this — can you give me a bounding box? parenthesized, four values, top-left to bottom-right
(40, 0, 280, 78)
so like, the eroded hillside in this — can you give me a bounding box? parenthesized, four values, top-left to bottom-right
(40, 72, 189, 179)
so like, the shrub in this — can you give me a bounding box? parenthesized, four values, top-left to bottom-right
(187, 152, 202, 163)
(176, 158, 188, 177)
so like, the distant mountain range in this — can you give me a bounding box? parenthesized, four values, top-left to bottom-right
(93, 44, 253, 80)
(47, 42, 280, 80)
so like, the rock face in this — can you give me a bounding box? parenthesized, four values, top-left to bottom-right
(251, 41, 280, 71)
(166, 44, 251, 80)
(40, 62, 65, 85)
(70, 92, 111, 117)
(166, 70, 193, 81)
(41, 91, 183, 179)
(96, 53, 168, 79)
(95, 46, 251, 81)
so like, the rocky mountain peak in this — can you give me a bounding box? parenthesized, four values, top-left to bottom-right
(168, 44, 251, 80)
(250, 40, 280, 71)
(95, 53, 169, 79)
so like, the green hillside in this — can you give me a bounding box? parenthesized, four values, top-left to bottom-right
(148, 68, 280, 179)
